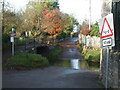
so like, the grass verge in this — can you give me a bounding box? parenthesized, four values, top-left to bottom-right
(80, 46, 100, 70)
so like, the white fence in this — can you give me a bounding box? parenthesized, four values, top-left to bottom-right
(78, 34, 100, 48)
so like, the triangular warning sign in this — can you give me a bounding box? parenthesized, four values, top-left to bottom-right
(100, 18, 113, 38)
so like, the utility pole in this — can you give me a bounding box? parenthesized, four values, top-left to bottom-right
(89, 0, 91, 30)
(2, 0, 4, 34)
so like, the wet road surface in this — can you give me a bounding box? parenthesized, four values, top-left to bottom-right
(59, 38, 83, 60)
(2, 38, 104, 88)
(3, 66, 103, 88)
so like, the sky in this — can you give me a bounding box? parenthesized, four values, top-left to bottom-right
(6, 0, 102, 24)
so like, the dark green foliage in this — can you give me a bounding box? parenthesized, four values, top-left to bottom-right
(4, 54, 49, 70)
(57, 31, 70, 40)
(90, 22, 100, 37)
(14, 38, 34, 46)
(14, 38, 26, 46)
(2, 33, 10, 49)
(79, 43, 84, 47)
(48, 45, 62, 64)
(43, 1, 59, 9)
(82, 49, 100, 63)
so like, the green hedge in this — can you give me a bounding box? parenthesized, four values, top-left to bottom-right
(4, 53, 49, 70)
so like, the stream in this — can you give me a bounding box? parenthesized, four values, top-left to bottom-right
(55, 37, 100, 71)
(37, 37, 100, 71)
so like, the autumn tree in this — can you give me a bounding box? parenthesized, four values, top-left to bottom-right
(80, 26, 91, 36)
(19, 1, 60, 39)
(19, 0, 77, 40)
(42, 8, 65, 39)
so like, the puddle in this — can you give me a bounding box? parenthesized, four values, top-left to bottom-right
(54, 60, 100, 71)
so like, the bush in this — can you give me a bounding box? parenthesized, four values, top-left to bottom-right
(82, 49, 100, 63)
(90, 22, 100, 37)
(4, 53, 49, 70)
(79, 43, 84, 47)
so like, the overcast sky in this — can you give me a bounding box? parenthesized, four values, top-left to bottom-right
(6, 0, 102, 24)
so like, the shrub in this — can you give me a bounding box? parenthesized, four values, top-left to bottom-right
(90, 22, 100, 37)
(4, 53, 49, 70)
(82, 49, 100, 63)
(79, 43, 84, 47)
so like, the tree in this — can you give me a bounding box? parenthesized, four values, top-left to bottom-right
(19, 1, 46, 38)
(19, 1, 60, 39)
(19, 0, 77, 40)
(4, 10, 20, 34)
(42, 8, 65, 39)
(43, 1, 59, 9)
(80, 26, 91, 36)
(90, 22, 100, 37)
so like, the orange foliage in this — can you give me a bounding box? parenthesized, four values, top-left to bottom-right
(80, 26, 91, 36)
(42, 8, 66, 39)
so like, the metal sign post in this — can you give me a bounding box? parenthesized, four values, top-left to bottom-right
(10, 37, 14, 56)
(106, 47, 109, 89)
(12, 40, 14, 56)
(10, 28, 16, 56)
(99, 13, 115, 89)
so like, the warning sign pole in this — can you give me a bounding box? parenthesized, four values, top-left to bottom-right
(106, 47, 109, 89)
(12, 39, 14, 56)
(99, 13, 115, 89)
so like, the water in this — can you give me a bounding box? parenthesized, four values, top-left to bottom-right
(54, 60, 100, 71)
(39, 37, 100, 71)
(71, 59, 80, 70)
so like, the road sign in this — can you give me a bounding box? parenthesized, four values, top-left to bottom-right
(102, 38, 112, 47)
(10, 37, 14, 42)
(100, 18, 113, 38)
(10, 33, 16, 37)
(99, 13, 115, 48)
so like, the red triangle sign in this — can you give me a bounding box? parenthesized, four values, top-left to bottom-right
(100, 18, 113, 38)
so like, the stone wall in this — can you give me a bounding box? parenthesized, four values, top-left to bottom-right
(78, 32, 119, 88)
(100, 49, 119, 88)
(78, 34, 100, 48)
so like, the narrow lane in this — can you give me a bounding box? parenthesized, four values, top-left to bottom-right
(3, 38, 104, 88)
(59, 38, 83, 60)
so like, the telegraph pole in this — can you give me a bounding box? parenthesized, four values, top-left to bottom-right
(89, 0, 91, 30)
(2, 0, 4, 34)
